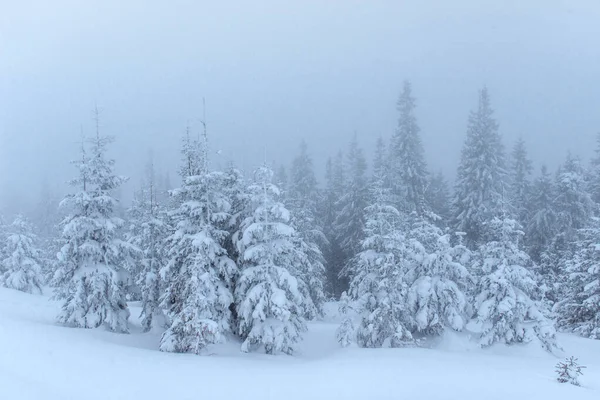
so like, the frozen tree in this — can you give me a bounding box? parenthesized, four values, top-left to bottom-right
(1, 215, 43, 294)
(556, 357, 586, 386)
(160, 130, 237, 354)
(389, 81, 428, 215)
(588, 132, 600, 204)
(334, 135, 368, 271)
(554, 218, 600, 339)
(321, 153, 348, 298)
(452, 88, 507, 247)
(426, 171, 451, 227)
(406, 223, 471, 336)
(128, 159, 169, 332)
(287, 140, 326, 318)
(554, 153, 593, 239)
(509, 137, 533, 226)
(234, 165, 306, 355)
(274, 164, 289, 200)
(53, 115, 132, 333)
(526, 166, 557, 263)
(341, 177, 414, 348)
(469, 217, 558, 351)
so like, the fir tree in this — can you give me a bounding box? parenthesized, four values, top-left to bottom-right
(555, 218, 600, 339)
(1, 215, 44, 294)
(526, 165, 557, 263)
(406, 222, 471, 336)
(288, 140, 327, 318)
(469, 217, 558, 351)
(334, 135, 368, 273)
(234, 165, 306, 355)
(341, 177, 413, 348)
(160, 131, 237, 354)
(452, 88, 507, 247)
(53, 116, 132, 333)
(554, 153, 593, 238)
(426, 171, 451, 227)
(128, 159, 169, 332)
(389, 81, 428, 215)
(509, 137, 533, 226)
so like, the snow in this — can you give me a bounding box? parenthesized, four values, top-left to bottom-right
(1, 288, 599, 400)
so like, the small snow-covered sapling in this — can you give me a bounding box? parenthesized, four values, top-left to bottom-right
(555, 356, 586, 386)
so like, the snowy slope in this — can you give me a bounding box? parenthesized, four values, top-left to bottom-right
(0, 288, 598, 400)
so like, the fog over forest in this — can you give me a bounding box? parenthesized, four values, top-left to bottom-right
(2, 0, 600, 214)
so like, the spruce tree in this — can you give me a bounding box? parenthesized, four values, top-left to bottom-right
(452, 88, 507, 247)
(509, 137, 533, 227)
(340, 177, 414, 348)
(389, 81, 428, 215)
(469, 217, 558, 351)
(1, 215, 44, 294)
(53, 119, 131, 333)
(526, 166, 557, 263)
(128, 159, 169, 332)
(160, 132, 237, 354)
(334, 135, 368, 274)
(234, 165, 306, 354)
(555, 218, 600, 339)
(288, 140, 327, 318)
(426, 171, 451, 227)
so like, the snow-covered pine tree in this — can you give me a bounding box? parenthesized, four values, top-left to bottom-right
(334, 135, 368, 275)
(389, 80, 428, 216)
(128, 159, 169, 332)
(526, 165, 557, 263)
(406, 221, 471, 336)
(426, 171, 451, 227)
(53, 117, 131, 333)
(160, 130, 237, 354)
(509, 137, 533, 227)
(555, 217, 600, 339)
(234, 165, 306, 355)
(287, 140, 327, 318)
(341, 176, 413, 348)
(452, 87, 507, 248)
(1, 215, 43, 294)
(469, 217, 558, 351)
(321, 153, 348, 298)
(554, 153, 593, 239)
(274, 164, 289, 201)
(588, 132, 600, 204)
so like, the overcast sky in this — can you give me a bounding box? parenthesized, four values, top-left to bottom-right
(1, 0, 600, 214)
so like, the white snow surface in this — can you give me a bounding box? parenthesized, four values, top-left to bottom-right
(1, 289, 599, 400)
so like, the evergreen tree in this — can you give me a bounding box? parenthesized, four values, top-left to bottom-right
(340, 177, 414, 348)
(128, 159, 169, 332)
(1, 215, 43, 294)
(288, 140, 326, 318)
(160, 132, 237, 354)
(53, 119, 131, 333)
(426, 171, 451, 227)
(555, 218, 600, 339)
(526, 166, 557, 263)
(554, 153, 593, 238)
(334, 135, 368, 275)
(469, 217, 558, 351)
(389, 81, 428, 215)
(452, 88, 507, 247)
(320, 155, 346, 298)
(509, 137, 533, 226)
(588, 132, 600, 204)
(234, 165, 306, 355)
(406, 222, 471, 336)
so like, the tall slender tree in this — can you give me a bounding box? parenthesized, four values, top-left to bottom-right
(389, 81, 428, 216)
(452, 87, 507, 247)
(509, 137, 533, 227)
(53, 111, 131, 332)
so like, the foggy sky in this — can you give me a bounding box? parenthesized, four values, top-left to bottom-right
(2, 0, 600, 214)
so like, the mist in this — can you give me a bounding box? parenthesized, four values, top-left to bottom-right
(2, 0, 600, 213)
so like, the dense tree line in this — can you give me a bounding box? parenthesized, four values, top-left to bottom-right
(2, 82, 600, 355)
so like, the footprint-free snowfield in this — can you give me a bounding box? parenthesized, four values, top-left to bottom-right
(0, 288, 598, 400)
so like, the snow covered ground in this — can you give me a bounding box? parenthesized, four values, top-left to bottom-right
(0, 288, 598, 400)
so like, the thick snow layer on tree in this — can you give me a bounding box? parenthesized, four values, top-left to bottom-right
(0, 288, 599, 400)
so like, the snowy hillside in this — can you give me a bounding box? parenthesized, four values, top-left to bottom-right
(0, 288, 598, 400)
